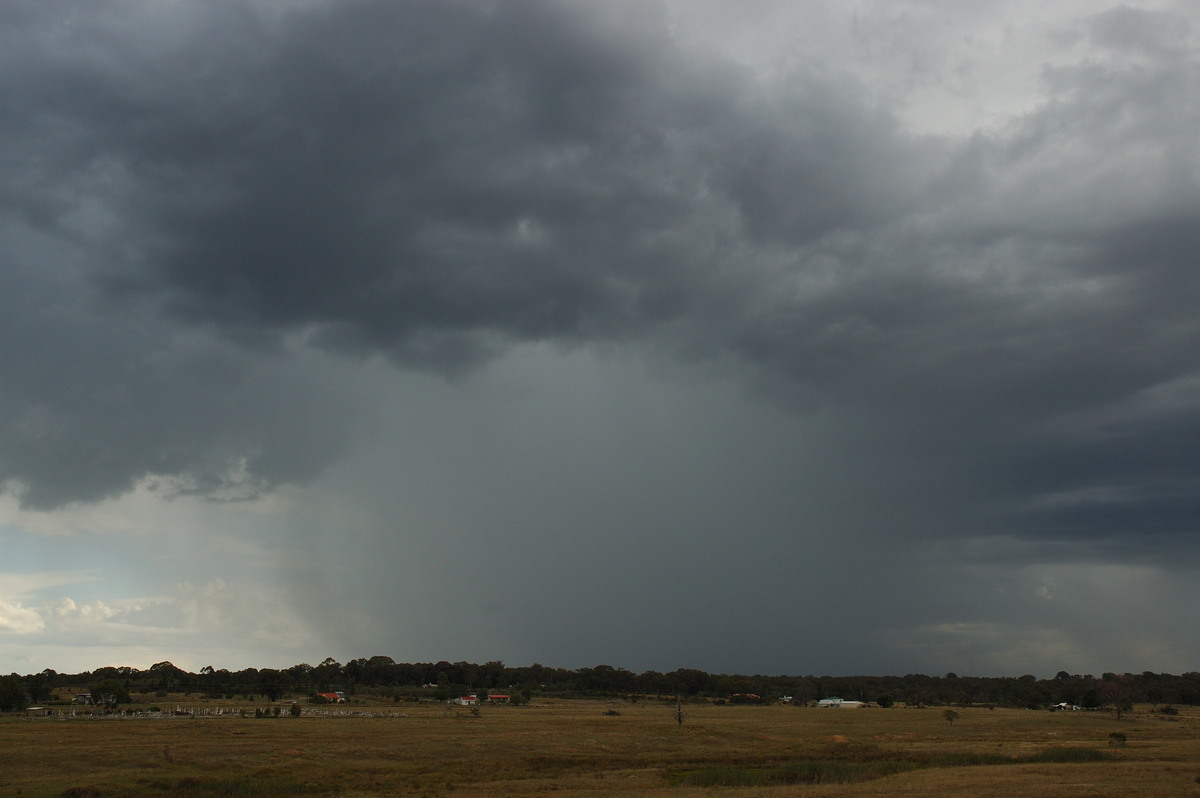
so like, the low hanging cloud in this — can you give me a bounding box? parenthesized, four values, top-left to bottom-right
(3, 0, 1199, 575)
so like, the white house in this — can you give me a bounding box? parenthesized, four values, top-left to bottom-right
(817, 697, 867, 708)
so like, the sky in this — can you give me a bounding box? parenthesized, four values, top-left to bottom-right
(2, 0, 1199, 679)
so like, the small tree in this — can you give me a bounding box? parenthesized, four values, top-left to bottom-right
(671, 696, 689, 728)
(1100, 677, 1135, 721)
(942, 709, 960, 725)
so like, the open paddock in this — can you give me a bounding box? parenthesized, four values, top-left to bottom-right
(2, 700, 1198, 797)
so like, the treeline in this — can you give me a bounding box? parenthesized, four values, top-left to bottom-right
(5, 660, 1200, 711)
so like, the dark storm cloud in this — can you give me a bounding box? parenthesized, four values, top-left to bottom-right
(2, 0, 1198, 563)
(1, 234, 357, 509)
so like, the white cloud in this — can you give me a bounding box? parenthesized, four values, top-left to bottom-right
(0, 600, 44, 634)
(0, 577, 320, 671)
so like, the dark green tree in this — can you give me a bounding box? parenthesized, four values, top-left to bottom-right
(258, 669, 287, 702)
(0, 675, 28, 711)
(24, 672, 54, 703)
(89, 678, 131, 709)
(149, 660, 187, 692)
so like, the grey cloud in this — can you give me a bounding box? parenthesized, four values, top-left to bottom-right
(1, 225, 359, 509)
(3, 0, 1199, 572)
(1088, 5, 1193, 57)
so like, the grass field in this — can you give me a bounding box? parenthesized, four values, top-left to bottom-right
(3, 700, 1199, 797)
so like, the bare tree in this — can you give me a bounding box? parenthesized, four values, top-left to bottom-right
(1099, 676, 1135, 720)
(671, 696, 689, 727)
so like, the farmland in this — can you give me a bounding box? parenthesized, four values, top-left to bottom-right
(3, 700, 1199, 797)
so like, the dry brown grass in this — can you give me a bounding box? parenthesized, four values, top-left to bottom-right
(3, 700, 1199, 797)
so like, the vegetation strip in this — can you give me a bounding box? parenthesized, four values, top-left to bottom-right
(672, 747, 1109, 787)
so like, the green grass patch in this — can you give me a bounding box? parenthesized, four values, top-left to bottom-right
(1023, 747, 1109, 763)
(115, 777, 334, 797)
(927, 751, 1015, 767)
(672, 759, 921, 787)
(670, 747, 1109, 788)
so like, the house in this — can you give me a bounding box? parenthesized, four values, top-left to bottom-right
(487, 694, 511, 703)
(817, 697, 867, 708)
(730, 693, 761, 703)
(316, 692, 344, 703)
(1052, 702, 1080, 711)
(452, 695, 478, 706)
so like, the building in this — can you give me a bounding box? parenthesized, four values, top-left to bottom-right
(817, 697, 867, 708)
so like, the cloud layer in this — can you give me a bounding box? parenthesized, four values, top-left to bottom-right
(3, 0, 1199, 676)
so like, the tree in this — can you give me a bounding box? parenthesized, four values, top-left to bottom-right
(942, 709, 960, 725)
(0, 675, 28, 712)
(25, 672, 53, 703)
(258, 669, 287, 702)
(89, 678, 131, 709)
(149, 660, 186, 692)
(1099, 676, 1135, 720)
(671, 696, 689, 727)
